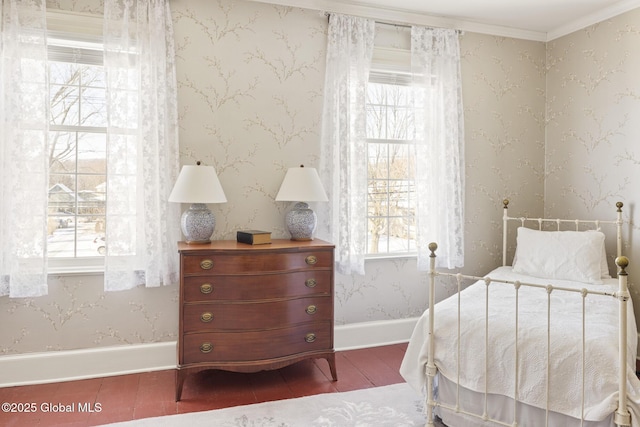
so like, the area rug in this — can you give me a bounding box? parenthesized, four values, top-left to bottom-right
(105, 383, 428, 427)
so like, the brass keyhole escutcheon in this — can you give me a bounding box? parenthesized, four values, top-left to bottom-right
(200, 342, 213, 353)
(200, 312, 213, 323)
(305, 255, 317, 265)
(306, 305, 317, 315)
(305, 333, 316, 343)
(305, 278, 317, 288)
(200, 283, 213, 294)
(200, 259, 214, 270)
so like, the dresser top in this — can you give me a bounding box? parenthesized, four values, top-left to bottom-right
(178, 239, 334, 253)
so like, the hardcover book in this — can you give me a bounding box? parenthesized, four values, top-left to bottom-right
(237, 230, 272, 245)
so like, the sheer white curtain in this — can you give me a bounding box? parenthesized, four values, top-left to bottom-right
(0, 0, 49, 297)
(411, 27, 465, 270)
(1, 0, 180, 297)
(318, 14, 375, 276)
(103, 0, 181, 291)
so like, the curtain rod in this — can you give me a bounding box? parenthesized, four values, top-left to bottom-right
(324, 12, 463, 34)
(376, 20, 410, 29)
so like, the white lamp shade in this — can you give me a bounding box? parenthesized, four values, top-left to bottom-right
(169, 164, 227, 203)
(275, 166, 328, 202)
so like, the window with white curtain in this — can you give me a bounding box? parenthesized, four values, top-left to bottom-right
(1, 3, 180, 296)
(366, 46, 418, 256)
(319, 17, 464, 273)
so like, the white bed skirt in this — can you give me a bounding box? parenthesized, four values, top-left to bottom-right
(435, 373, 616, 427)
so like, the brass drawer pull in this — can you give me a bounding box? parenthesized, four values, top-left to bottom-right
(305, 278, 317, 288)
(200, 259, 214, 270)
(200, 312, 214, 322)
(200, 283, 213, 294)
(200, 342, 213, 353)
(305, 333, 316, 343)
(305, 255, 317, 265)
(305, 305, 317, 315)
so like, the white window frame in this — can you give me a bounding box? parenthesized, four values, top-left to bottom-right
(365, 46, 418, 259)
(46, 11, 106, 274)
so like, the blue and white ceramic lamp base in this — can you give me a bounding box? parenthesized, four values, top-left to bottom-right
(181, 203, 216, 244)
(285, 202, 317, 241)
(180, 202, 316, 242)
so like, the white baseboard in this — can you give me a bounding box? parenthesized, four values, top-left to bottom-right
(0, 341, 177, 388)
(334, 317, 418, 351)
(0, 318, 419, 388)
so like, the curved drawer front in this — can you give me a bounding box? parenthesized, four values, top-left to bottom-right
(182, 250, 332, 275)
(182, 322, 332, 364)
(182, 296, 332, 332)
(183, 270, 331, 302)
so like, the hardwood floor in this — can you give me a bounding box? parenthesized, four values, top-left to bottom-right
(0, 343, 409, 426)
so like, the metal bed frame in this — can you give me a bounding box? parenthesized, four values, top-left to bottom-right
(424, 200, 631, 427)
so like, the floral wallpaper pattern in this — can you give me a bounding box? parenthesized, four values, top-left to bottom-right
(545, 10, 640, 317)
(1, 0, 635, 358)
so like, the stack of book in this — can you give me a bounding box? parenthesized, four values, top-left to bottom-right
(236, 230, 272, 245)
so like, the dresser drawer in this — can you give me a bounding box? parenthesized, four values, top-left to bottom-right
(181, 322, 332, 364)
(182, 250, 332, 275)
(183, 270, 331, 302)
(183, 296, 332, 332)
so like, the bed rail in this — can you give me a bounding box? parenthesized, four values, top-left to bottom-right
(502, 199, 624, 267)
(616, 256, 631, 427)
(426, 247, 632, 427)
(425, 200, 631, 427)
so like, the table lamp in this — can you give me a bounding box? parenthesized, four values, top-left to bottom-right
(169, 161, 227, 244)
(275, 165, 328, 240)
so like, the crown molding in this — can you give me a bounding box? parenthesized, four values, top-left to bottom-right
(247, 0, 640, 43)
(246, 0, 547, 41)
(546, 0, 640, 41)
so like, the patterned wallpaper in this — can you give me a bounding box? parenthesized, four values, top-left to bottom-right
(3, 0, 631, 357)
(545, 10, 640, 316)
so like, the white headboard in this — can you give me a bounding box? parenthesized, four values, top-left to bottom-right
(501, 199, 624, 268)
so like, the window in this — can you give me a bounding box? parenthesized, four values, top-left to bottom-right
(366, 68, 418, 256)
(46, 17, 107, 263)
(2, 6, 178, 294)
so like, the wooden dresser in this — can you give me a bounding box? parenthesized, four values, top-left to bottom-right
(175, 239, 337, 401)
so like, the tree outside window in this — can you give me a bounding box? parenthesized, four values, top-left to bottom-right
(366, 81, 417, 255)
(47, 43, 107, 258)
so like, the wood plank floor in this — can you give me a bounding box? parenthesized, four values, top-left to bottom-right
(0, 343, 409, 426)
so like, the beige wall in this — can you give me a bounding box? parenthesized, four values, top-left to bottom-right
(1, 0, 567, 357)
(544, 10, 640, 316)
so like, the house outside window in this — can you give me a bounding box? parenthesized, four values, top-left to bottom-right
(365, 45, 418, 256)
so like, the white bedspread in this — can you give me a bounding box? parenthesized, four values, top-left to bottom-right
(400, 266, 640, 424)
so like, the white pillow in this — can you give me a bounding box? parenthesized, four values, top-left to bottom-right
(512, 227, 605, 284)
(586, 229, 611, 279)
(511, 229, 611, 278)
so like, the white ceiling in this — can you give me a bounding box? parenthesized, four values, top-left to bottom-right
(249, 0, 640, 41)
(357, 0, 632, 33)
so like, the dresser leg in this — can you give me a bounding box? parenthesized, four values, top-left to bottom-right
(326, 353, 338, 381)
(175, 369, 186, 401)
